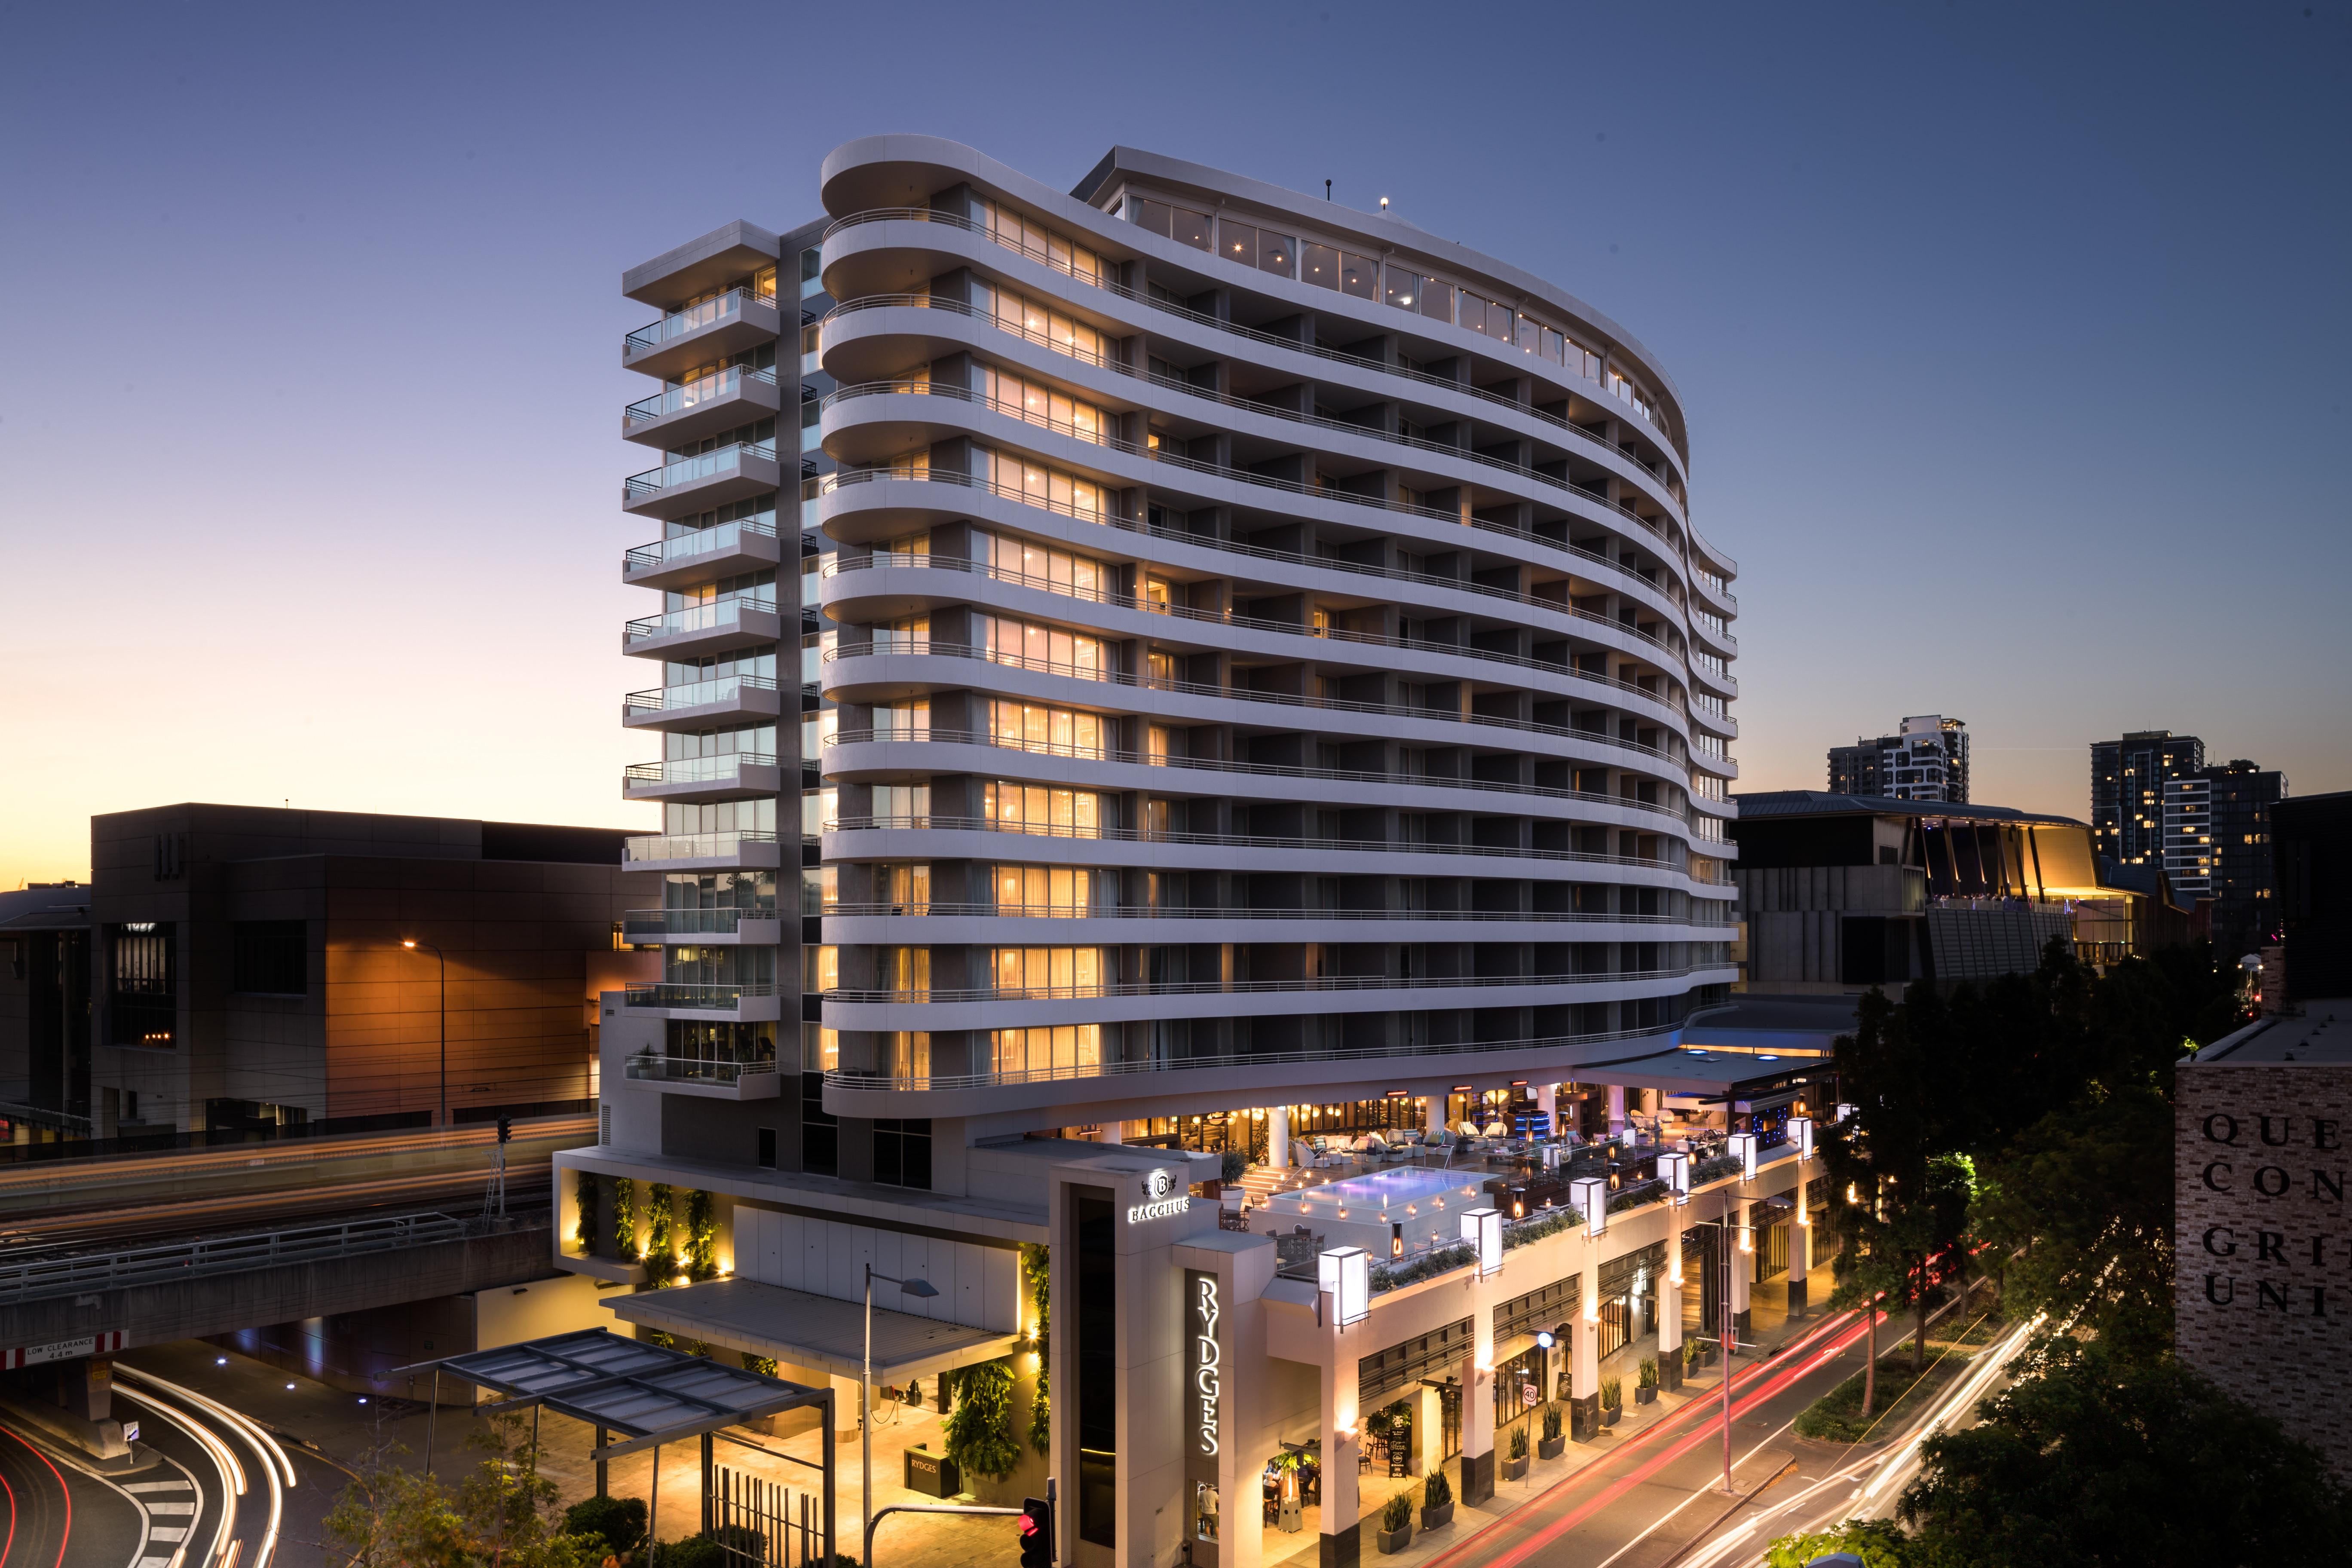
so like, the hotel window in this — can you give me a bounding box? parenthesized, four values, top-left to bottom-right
(884, 946, 931, 996)
(800, 708, 837, 762)
(877, 863, 931, 914)
(801, 865, 837, 915)
(1217, 218, 1296, 278)
(973, 530, 1114, 602)
(973, 364, 1107, 443)
(969, 280, 1111, 366)
(992, 864, 1107, 917)
(989, 700, 1109, 758)
(989, 946, 1108, 996)
(870, 784, 931, 826)
(1456, 289, 1514, 343)
(1384, 264, 1453, 322)
(873, 616, 929, 654)
(804, 944, 839, 992)
(977, 198, 1113, 284)
(975, 614, 1108, 678)
(873, 699, 930, 741)
(1123, 194, 1213, 252)
(1145, 724, 1176, 765)
(801, 786, 838, 837)
(990, 1023, 1104, 1076)
(799, 631, 833, 686)
(970, 447, 1111, 521)
(984, 781, 1103, 837)
(1300, 242, 1378, 300)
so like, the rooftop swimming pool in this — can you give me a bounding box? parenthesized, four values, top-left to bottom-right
(1275, 1165, 1488, 1213)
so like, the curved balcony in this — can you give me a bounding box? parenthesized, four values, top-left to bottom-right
(815, 205, 1689, 488)
(821, 551, 1690, 721)
(622, 674, 783, 731)
(624, 364, 781, 447)
(622, 439, 780, 519)
(815, 468, 1690, 672)
(622, 287, 780, 381)
(621, 1052, 782, 1099)
(623, 518, 783, 591)
(822, 906, 1733, 948)
(621, 753, 783, 803)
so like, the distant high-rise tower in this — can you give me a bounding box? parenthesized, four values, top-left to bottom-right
(2167, 759, 2288, 953)
(2092, 730, 2204, 867)
(1827, 715, 1968, 803)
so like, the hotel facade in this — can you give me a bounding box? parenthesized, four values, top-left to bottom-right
(560, 137, 1801, 1568)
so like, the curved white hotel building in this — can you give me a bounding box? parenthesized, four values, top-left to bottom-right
(565, 139, 1806, 1568)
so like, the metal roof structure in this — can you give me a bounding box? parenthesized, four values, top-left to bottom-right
(1731, 790, 2084, 828)
(432, 1327, 832, 1460)
(606, 1277, 1023, 1383)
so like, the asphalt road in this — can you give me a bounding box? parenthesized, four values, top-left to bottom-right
(1426, 1308, 1889, 1568)
(0, 1418, 142, 1568)
(113, 1362, 303, 1568)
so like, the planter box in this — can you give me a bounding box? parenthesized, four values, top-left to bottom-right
(1599, 1405, 1621, 1428)
(1635, 1385, 1657, 1406)
(1377, 1526, 1413, 1555)
(903, 1445, 960, 1498)
(1537, 1435, 1566, 1461)
(1501, 1454, 1529, 1481)
(1421, 1501, 1454, 1531)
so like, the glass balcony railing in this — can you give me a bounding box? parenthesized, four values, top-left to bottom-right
(624, 1052, 779, 1084)
(623, 288, 776, 356)
(622, 981, 778, 1011)
(625, 364, 779, 429)
(622, 830, 780, 863)
(624, 440, 778, 504)
(622, 674, 779, 717)
(622, 907, 775, 938)
(625, 517, 778, 575)
(624, 595, 778, 645)
(622, 753, 778, 789)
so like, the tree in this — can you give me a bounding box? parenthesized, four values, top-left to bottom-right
(1761, 1518, 1917, 1568)
(1020, 1243, 1051, 1456)
(322, 1417, 607, 1568)
(1969, 1085, 2174, 1364)
(942, 1358, 1021, 1480)
(1899, 1340, 2352, 1566)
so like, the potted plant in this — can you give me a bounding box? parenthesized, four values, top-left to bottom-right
(1599, 1377, 1622, 1429)
(1501, 1425, 1530, 1482)
(1420, 1467, 1454, 1531)
(1635, 1360, 1658, 1406)
(1376, 1491, 1414, 1554)
(1538, 1404, 1566, 1460)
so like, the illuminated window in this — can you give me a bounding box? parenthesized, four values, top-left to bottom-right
(989, 1024, 1104, 1075)
(973, 530, 1112, 600)
(974, 364, 1107, 443)
(983, 781, 1102, 837)
(974, 614, 1107, 678)
(970, 447, 1110, 521)
(992, 864, 1105, 916)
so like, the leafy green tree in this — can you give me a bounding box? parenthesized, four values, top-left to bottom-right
(942, 1358, 1021, 1479)
(561, 1495, 646, 1560)
(1761, 1518, 1917, 1568)
(322, 1417, 606, 1568)
(1899, 1341, 2352, 1566)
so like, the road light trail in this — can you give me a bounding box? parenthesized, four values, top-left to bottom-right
(117, 1369, 288, 1568)
(114, 1384, 242, 1568)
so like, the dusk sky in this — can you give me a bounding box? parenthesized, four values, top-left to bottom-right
(3, 2, 2346, 888)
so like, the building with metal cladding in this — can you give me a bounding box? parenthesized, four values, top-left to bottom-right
(1826, 714, 1967, 804)
(576, 137, 1754, 1568)
(2092, 729, 2204, 867)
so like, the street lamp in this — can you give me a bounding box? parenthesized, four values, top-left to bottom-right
(865, 1264, 939, 1550)
(401, 940, 447, 1130)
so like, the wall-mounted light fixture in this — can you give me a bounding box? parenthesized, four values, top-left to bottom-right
(1318, 1246, 1369, 1327)
(1461, 1208, 1502, 1277)
(1727, 1131, 1758, 1180)
(1788, 1115, 1814, 1161)
(1656, 1150, 1689, 1206)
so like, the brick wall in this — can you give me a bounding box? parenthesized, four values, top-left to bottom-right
(2175, 1062, 2352, 1478)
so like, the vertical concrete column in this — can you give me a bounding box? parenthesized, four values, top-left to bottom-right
(1657, 1207, 1685, 1392)
(1788, 1180, 1812, 1319)
(1319, 1320, 1361, 1568)
(1730, 1215, 1753, 1345)
(1606, 1084, 1627, 1134)
(1536, 1083, 1557, 1136)
(1268, 1105, 1290, 1169)
(1458, 1303, 1496, 1504)
(1100, 1120, 1124, 1145)
(1414, 1385, 1442, 1477)
(1424, 1093, 1448, 1141)
(1570, 1289, 1600, 1441)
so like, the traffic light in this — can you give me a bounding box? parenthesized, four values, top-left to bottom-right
(496, 1115, 511, 1144)
(1018, 1495, 1054, 1568)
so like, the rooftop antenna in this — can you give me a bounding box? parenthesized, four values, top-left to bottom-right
(1325, 179, 1332, 200)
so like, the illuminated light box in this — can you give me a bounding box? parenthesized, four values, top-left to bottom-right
(1318, 1246, 1369, 1326)
(1460, 1207, 1503, 1278)
(1568, 1176, 1608, 1237)
(1727, 1132, 1758, 1179)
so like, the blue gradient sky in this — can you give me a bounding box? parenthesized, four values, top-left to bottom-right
(4, 2, 2346, 886)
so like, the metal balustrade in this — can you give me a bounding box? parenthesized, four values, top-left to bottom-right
(624, 287, 776, 355)
(0, 1212, 500, 1306)
(824, 963, 1712, 1006)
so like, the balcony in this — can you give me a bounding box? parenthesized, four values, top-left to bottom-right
(621, 753, 784, 804)
(622, 594, 782, 659)
(621, 674, 783, 730)
(621, 982, 783, 1023)
(624, 364, 781, 447)
(620, 1050, 782, 1100)
(622, 287, 780, 381)
(621, 829, 782, 871)
(622, 440, 781, 518)
(621, 907, 784, 946)
(623, 518, 783, 590)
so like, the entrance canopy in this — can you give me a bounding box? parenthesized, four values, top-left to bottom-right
(606, 1277, 1023, 1384)
(433, 1326, 832, 1459)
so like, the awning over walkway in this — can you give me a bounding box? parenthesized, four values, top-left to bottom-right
(433, 1326, 832, 1457)
(606, 1277, 1024, 1384)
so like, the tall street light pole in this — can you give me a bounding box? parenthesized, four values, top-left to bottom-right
(401, 940, 446, 1130)
(864, 1264, 940, 1550)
